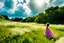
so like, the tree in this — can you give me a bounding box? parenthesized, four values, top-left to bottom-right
(34, 13, 48, 23)
(0, 15, 9, 20)
(0, 15, 5, 19)
(12, 18, 23, 22)
(26, 16, 36, 22)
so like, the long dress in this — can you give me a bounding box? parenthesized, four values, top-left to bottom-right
(44, 28, 56, 38)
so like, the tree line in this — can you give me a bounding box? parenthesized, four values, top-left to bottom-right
(22, 6, 64, 24)
(0, 6, 64, 24)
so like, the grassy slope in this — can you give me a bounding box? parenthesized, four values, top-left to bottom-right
(0, 21, 64, 43)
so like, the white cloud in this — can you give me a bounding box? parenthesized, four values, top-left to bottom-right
(7, 0, 18, 14)
(17, 3, 31, 16)
(34, 0, 45, 7)
(7, 0, 31, 16)
(29, 0, 60, 13)
(28, 0, 51, 13)
(17, 4, 23, 7)
(60, 4, 64, 7)
(0, 0, 5, 12)
(26, 0, 30, 4)
(23, 3, 31, 15)
(52, 0, 56, 3)
(17, 0, 23, 3)
(0, 2, 4, 8)
(0, 0, 64, 17)
(33, 0, 50, 8)
(16, 0, 31, 16)
(45, 0, 50, 6)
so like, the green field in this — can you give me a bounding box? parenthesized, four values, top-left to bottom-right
(0, 21, 64, 43)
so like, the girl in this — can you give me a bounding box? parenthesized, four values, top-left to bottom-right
(44, 22, 57, 41)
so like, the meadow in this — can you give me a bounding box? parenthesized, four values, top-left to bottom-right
(0, 21, 64, 43)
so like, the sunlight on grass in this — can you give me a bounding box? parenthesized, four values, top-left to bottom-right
(0, 21, 64, 43)
(11, 28, 31, 35)
(50, 24, 64, 28)
(56, 37, 64, 43)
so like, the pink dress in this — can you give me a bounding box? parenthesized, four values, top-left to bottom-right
(44, 28, 56, 38)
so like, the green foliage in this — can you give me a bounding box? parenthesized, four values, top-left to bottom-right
(34, 6, 64, 24)
(12, 18, 23, 22)
(0, 15, 9, 22)
(0, 15, 5, 19)
(0, 15, 9, 20)
(0, 15, 5, 20)
(22, 16, 36, 22)
(22, 18, 28, 22)
(34, 13, 48, 23)
(26, 16, 36, 22)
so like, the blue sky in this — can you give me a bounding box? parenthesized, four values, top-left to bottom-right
(0, 0, 64, 18)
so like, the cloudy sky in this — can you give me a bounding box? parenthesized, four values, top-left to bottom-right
(0, 0, 64, 18)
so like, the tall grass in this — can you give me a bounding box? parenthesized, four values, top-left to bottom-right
(0, 21, 64, 43)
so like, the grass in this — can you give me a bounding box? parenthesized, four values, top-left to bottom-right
(0, 21, 64, 43)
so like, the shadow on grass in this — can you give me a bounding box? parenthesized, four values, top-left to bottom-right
(56, 29, 64, 32)
(6, 25, 16, 28)
(22, 38, 32, 43)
